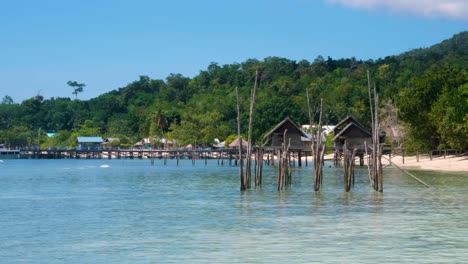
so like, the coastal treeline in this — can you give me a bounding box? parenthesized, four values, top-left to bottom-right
(1, 32, 467, 152)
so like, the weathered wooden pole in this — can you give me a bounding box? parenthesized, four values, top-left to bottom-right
(245, 70, 258, 189)
(236, 86, 245, 191)
(255, 147, 263, 187)
(366, 77, 383, 192)
(367, 70, 374, 134)
(277, 148, 283, 191)
(298, 151, 302, 167)
(375, 86, 383, 192)
(258, 148, 263, 185)
(284, 139, 291, 186)
(343, 142, 357, 192)
(313, 99, 325, 192)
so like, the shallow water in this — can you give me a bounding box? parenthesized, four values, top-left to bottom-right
(0, 159, 467, 263)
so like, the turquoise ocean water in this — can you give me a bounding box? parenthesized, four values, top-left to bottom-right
(0, 159, 467, 263)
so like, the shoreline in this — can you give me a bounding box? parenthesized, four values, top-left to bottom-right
(321, 153, 467, 174)
(3, 149, 467, 174)
(381, 154, 468, 174)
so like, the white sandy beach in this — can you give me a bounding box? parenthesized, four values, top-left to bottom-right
(321, 153, 468, 174)
(382, 154, 468, 173)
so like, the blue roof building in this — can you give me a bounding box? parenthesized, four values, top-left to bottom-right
(76, 137, 104, 150)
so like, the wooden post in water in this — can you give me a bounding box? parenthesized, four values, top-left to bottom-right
(343, 142, 357, 192)
(277, 131, 291, 191)
(366, 78, 383, 192)
(277, 148, 283, 192)
(236, 86, 246, 191)
(313, 99, 325, 192)
(254, 147, 264, 187)
(305, 151, 308, 166)
(298, 151, 302, 167)
(271, 150, 275, 167)
(245, 70, 258, 190)
(258, 148, 263, 186)
(285, 140, 292, 186)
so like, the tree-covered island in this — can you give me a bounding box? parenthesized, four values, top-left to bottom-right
(1, 32, 467, 153)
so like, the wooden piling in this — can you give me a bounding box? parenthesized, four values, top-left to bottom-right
(343, 142, 357, 192)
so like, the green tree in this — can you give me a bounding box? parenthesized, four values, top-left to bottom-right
(169, 109, 226, 147)
(0, 125, 34, 148)
(1, 95, 14, 104)
(397, 66, 468, 151)
(429, 83, 468, 150)
(106, 114, 135, 137)
(67, 81, 86, 99)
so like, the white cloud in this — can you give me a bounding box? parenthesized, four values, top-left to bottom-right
(327, 0, 468, 20)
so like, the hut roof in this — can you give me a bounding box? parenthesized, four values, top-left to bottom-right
(333, 115, 368, 134)
(46, 133, 58, 138)
(77, 136, 104, 143)
(263, 117, 308, 139)
(229, 137, 248, 148)
(332, 122, 371, 141)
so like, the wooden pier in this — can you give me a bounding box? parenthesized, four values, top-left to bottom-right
(20, 149, 238, 160)
(18, 148, 320, 166)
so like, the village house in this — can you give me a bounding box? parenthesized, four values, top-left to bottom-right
(262, 117, 309, 150)
(332, 116, 372, 155)
(76, 137, 104, 151)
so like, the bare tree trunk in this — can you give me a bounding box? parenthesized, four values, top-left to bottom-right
(374, 84, 383, 192)
(255, 147, 264, 186)
(314, 99, 325, 192)
(343, 142, 357, 192)
(366, 76, 384, 192)
(306, 88, 316, 161)
(246, 70, 258, 189)
(367, 70, 374, 133)
(236, 87, 245, 191)
(277, 130, 291, 191)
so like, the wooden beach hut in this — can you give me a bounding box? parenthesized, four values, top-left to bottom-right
(229, 137, 248, 149)
(333, 116, 372, 161)
(263, 117, 309, 150)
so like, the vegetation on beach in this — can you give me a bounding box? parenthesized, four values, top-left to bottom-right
(0, 32, 467, 152)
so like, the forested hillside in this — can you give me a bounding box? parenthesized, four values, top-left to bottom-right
(1, 31, 467, 152)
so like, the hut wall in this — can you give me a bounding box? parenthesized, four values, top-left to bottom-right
(335, 138, 372, 151)
(272, 134, 303, 148)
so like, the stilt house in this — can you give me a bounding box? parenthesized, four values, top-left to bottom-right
(333, 116, 372, 154)
(263, 118, 309, 150)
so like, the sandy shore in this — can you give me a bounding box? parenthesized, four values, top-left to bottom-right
(381, 154, 468, 173)
(321, 153, 468, 173)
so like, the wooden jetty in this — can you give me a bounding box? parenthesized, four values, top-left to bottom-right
(20, 149, 237, 160)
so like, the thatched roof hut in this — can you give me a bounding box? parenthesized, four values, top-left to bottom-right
(229, 137, 248, 148)
(333, 116, 372, 153)
(263, 117, 308, 149)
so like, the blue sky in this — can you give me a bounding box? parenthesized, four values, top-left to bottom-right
(1, 0, 466, 102)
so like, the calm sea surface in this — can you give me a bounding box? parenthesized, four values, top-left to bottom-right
(0, 159, 467, 263)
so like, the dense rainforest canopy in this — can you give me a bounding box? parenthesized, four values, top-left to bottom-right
(1, 31, 467, 152)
